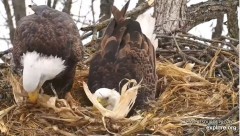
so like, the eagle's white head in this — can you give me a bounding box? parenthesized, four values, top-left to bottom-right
(93, 88, 120, 110)
(22, 51, 66, 103)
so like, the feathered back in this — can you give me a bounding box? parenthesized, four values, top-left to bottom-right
(13, 5, 83, 69)
(88, 1, 157, 111)
(12, 5, 83, 98)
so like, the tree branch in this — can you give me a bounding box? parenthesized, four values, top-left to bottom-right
(226, 0, 239, 39)
(80, 1, 152, 32)
(0, 48, 12, 58)
(184, 0, 238, 32)
(47, 0, 52, 7)
(212, 13, 224, 39)
(62, 0, 72, 14)
(52, 0, 59, 9)
(12, 0, 26, 25)
(2, 0, 15, 44)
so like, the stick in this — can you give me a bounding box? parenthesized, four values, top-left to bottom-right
(0, 48, 12, 57)
(80, 1, 153, 32)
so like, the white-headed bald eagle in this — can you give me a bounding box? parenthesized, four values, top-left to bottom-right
(87, 1, 157, 114)
(12, 5, 83, 103)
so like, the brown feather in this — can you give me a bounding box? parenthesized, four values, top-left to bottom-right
(12, 5, 83, 98)
(88, 1, 157, 115)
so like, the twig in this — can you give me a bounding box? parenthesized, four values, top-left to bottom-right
(83, 38, 101, 47)
(52, 0, 59, 9)
(179, 33, 239, 55)
(219, 106, 239, 120)
(0, 37, 10, 40)
(80, 14, 107, 40)
(164, 34, 209, 66)
(171, 33, 187, 61)
(221, 35, 239, 43)
(80, 1, 152, 32)
(0, 63, 9, 68)
(158, 35, 229, 52)
(215, 57, 228, 68)
(83, 50, 100, 64)
(80, 31, 93, 40)
(217, 69, 227, 79)
(220, 55, 239, 69)
(193, 128, 206, 136)
(91, 0, 95, 24)
(0, 48, 12, 57)
(2, 0, 15, 43)
(185, 55, 207, 66)
(156, 49, 205, 53)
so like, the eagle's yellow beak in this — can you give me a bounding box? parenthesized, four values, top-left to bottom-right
(97, 98, 108, 108)
(28, 89, 40, 104)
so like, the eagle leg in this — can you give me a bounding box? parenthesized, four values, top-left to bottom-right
(65, 92, 80, 109)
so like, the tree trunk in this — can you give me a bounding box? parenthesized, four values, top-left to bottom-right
(154, 0, 187, 50)
(12, 0, 26, 26)
(3, 0, 15, 44)
(227, 0, 238, 40)
(98, 0, 114, 38)
(47, 0, 52, 7)
(154, 0, 187, 35)
(52, 0, 59, 9)
(212, 14, 224, 39)
(62, 0, 72, 14)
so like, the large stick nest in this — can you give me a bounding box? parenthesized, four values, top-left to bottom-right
(0, 60, 238, 135)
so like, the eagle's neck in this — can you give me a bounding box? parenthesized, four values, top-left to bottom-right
(22, 51, 66, 92)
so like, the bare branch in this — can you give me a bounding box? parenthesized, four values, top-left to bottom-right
(52, 0, 59, 9)
(91, 0, 95, 24)
(131, 0, 145, 20)
(2, 0, 15, 44)
(80, 1, 152, 32)
(12, 0, 26, 26)
(0, 48, 12, 57)
(226, 0, 239, 39)
(98, 0, 114, 38)
(62, 0, 72, 14)
(184, 0, 238, 32)
(47, 0, 52, 7)
(212, 14, 224, 39)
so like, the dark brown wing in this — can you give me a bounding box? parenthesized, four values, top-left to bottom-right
(13, 5, 83, 69)
(12, 5, 83, 98)
(88, 1, 157, 110)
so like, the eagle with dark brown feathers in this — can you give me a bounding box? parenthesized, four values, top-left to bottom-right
(88, 1, 157, 113)
(12, 5, 83, 103)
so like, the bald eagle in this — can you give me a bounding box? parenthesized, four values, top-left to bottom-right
(88, 1, 157, 113)
(12, 5, 83, 103)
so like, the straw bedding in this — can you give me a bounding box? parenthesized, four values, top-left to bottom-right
(0, 61, 238, 136)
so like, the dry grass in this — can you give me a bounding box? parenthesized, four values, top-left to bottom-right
(0, 62, 238, 136)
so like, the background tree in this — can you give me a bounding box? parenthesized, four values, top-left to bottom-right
(0, 0, 238, 135)
(154, 0, 239, 92)
(98, 0, 114, 38)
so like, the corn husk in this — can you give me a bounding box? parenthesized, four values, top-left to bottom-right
(82, 79, 140, 119)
